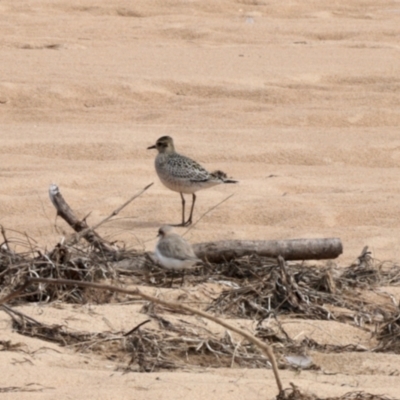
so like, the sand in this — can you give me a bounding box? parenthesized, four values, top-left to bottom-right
(1, 0, 400, 398)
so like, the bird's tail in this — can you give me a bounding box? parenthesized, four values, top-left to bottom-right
(211, 170, 238, 184)
(224, 179, 238, 184)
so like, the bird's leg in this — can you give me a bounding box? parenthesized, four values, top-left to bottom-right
(171, 193, 186, 227)
(180, 192, 186, 226)
(184, 193, 196, 226)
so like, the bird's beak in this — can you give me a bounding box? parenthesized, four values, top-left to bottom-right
(147, 145, 156, 150)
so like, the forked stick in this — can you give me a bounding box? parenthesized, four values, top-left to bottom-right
(48, 183, 153, 249)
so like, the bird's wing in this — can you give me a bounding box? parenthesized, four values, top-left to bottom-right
(157, 235, 199, 261)
(167, 153, 211, 182)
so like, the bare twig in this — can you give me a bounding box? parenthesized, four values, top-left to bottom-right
(84, 182, 154, 233)
(65, 182, 153, 246)
(1, 225, 10, 250)
(123, 319, 151, 336)
(183, 193, 234, 237)
(0, 281, 31, 305)
(1, 304, 44, 326)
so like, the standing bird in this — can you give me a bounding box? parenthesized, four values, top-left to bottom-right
(148, 136, 238, 226)
(155, 225, 201, 270)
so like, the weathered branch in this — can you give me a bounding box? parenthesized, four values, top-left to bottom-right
(193, 238, 343, 263)
(0, 277, 283, 395)
(49, 184, 116, 253)
(48, 183, 153, 252)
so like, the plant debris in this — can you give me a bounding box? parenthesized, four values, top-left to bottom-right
(5, 304, 271, 371)
(208, 254, 400, 325)
(1, 227, 399, 399)
(277, 383, 393, 400)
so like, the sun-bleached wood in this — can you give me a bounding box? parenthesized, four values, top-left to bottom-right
(193, 238, 343, 263)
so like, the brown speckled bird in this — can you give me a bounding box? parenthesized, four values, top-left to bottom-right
(148, 136, 237, 226)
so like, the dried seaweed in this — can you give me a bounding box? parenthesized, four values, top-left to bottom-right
(339, 247, 400, 288)
(2, 233, 400, 400)
(325, 391, 394, 400)
(6, 304, 272, 371)
(2, 227, 400, 385)
(0, 231, 146, 303)
(374, 313, 400, 354)
(0, 383, 52, 393)
(208, 254, 399, 324)
(277, 383, 394, 400)
(0, 339, 26, 352)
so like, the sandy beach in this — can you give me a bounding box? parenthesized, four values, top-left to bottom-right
(1, 1, 400, 398)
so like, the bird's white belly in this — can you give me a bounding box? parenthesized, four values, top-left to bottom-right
(160, 177, 220, 194)
(155, 248, 197, 270)
(160, 178, 197, 194)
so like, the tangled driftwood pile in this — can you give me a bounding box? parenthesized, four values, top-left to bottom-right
(0, 185, 398, 399)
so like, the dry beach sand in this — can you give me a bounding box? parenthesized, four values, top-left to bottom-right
(1, 0, 400, 398)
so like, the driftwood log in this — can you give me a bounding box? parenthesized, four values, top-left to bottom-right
(193, 238, 343, 263)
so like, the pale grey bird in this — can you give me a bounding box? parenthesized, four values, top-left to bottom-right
(155, 225, 201, 271)
(148, 136, 238, 226)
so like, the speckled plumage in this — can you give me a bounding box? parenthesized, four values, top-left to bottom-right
(154, 151, 226, 194)
(148, 136, 237, 226)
